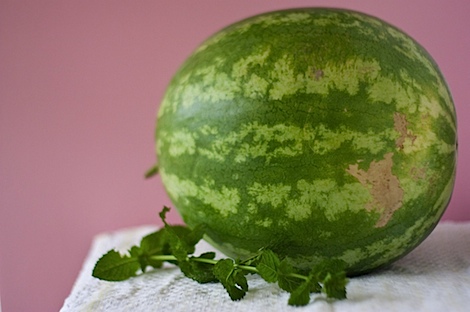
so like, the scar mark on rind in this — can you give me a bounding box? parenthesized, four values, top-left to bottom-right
(394, 112, 417, 150)
(310, 67, 324, 81)
(346, 153, 404, 227)
(314, 69, 324, 81)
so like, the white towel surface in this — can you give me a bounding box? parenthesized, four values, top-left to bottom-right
(61, 221, 470, 312)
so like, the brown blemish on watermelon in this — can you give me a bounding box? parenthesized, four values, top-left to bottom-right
(314, 69, 324, 80)
(346, 153, 404, 227)
(393, 112, 417, 150)
(310, 67, 324, 81)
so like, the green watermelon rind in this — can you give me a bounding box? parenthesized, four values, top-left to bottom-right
(155, 8, 457, 275)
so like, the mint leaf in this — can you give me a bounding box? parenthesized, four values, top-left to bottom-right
(157, 207, 216, 282)
(313, 259, 348, 300)
(312, 259, 346, 279)
(256, 249, 280, 283)
(92, 250, 140, 281)
(233, 269, 249, 292)
(166, 228, 192, 262)
(140, 230, 166, 255)
(309, 278, 322, 294)
(288, 278, 313, 306)
(213, 259, 248, 301)
(277, 259, 302, 292)
(177, 253, 218, 284)
(321, 271, 348, 299)
(198, 251, 216, 259)
(178, 260, 215, 283)
(287, 269, 321, 306)
(188, 253, 218, 283)
(127, 245, 147, 273)
(158, 207, 202, 261)
(137, 230, 168, 269)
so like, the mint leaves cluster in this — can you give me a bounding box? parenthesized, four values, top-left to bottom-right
(92, 207, 349, 306)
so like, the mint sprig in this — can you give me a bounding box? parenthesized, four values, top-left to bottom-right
(92, 206, 349, 306)
(213, 258, 249, 300)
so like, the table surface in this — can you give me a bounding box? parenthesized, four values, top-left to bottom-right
(61, 221, 470, 312)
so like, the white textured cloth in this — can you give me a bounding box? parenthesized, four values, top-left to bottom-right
(61, 222, 470, 312)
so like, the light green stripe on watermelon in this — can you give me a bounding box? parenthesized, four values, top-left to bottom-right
(247, 182, 292, 208)
(158, 118, 451, 163)
(284, 179, 372, 222)
(160, 168, 240, 217)
(155, 8, 457, 275)
(161, 53, 454, 134)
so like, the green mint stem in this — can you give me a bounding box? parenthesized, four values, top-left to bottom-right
(235, 264, 259, 274)
(149, 255, 304, 279)
(150, 255, 179, 262)
(289, 272, 309, 281)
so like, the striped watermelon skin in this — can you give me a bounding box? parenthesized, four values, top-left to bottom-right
(155, 8, 457, 275)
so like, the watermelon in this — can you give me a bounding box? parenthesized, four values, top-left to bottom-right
(155, 8, 457, 275)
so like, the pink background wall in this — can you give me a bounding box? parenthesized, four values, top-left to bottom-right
(1, 1, 468, 311)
